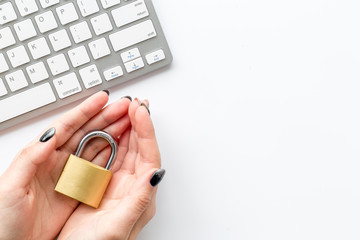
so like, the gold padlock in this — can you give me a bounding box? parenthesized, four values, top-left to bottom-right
(55, 130, 117, 208)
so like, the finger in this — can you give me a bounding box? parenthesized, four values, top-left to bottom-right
(115, 128, 137, 174)
(128, 99, 140, 154)
(90, 145, 112, 169)
(50, 91, 109, 148)
(78, 114, 131, 162)
(60, 97, 131, 154)
(3, 130, 57, 189)
(142, 99, 149, 107)
(117, 100, 141, 174)
(140, 99, 150, 116)
(91, 129, 131, 199)
(133, 101, 161, 172)
(112, 127, 131, 172)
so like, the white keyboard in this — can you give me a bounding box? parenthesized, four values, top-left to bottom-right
(0, 0, 172, 131)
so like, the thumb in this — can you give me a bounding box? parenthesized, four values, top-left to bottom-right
(112, 169, 165, 227)
(1, 127, 57, 189)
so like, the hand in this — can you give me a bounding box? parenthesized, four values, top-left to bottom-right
(0, 91, 133, 240)
(57, 99, 165, 240)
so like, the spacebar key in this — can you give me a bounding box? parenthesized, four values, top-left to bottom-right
(0, 83, 56, 123)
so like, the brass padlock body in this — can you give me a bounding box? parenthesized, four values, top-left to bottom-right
(55, 154, 112, 208)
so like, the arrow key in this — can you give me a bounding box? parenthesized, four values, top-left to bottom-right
(103, 66, 123, 81)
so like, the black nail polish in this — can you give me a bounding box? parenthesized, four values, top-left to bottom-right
(39, 127, 56, 142)
(150, 169, 166, 187)
(121, 96, 132, 101)
(141, 102, 151, 115)
(102, 90, 110, 96)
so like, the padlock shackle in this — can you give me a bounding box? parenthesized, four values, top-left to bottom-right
(75, 131, 118, 170)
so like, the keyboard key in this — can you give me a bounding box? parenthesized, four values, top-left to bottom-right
(68, 45, 90, 68)
(0, 78, 8, 97)
(26, 62, 49, 83)
(47, 54, 70, 76)
(53, 72, 82, 99)
(0, 78, 7, 97)
(79, 65, 102, 89)
(0, 27, 16, 50)
(0, 54, 9, 74)
(56, 3, 79, 25)
(49, 29, 71, 51)
(14, 19, 37, 41)
(28, 37, 51, 60)
(15, 0, 39, 17)
(70, 21, 92, 44)
(121, 48, 141, 63)
(0, 83, 56, 123)
(88, 38, 110, 60)
(103, 66, 123, 81)
(90, 13, 113, 36)
(77, 0, 99, 17)
(109, 20, 157, 52)
(39, 0, 59, 8)
(7, 46, 30, 68)
(124, 57, 144, 73)
(0, 2, 17, 25)
(5, 70, 28, 92)
(100, 0, 120, 9)
(35, 11, 58, 33)
(146, 49, 165, 65)
(111, 0, 149, 28)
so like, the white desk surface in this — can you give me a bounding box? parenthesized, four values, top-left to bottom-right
(1, 0, 360, 239)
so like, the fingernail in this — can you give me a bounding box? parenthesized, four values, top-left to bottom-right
(39, 127, 56, 142)
(150, 169, 166, 187)
(121, 96, 132, 101)
(102, 90, 110, 96)
(141, 102, 151, 115)
(134, 97, 141, 104)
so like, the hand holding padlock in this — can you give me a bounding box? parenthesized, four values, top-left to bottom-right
(55, 130, 118, 208)
(0, 91, 135, 240)
(57, 98, 165, 240)
(0, 93, 164, 240)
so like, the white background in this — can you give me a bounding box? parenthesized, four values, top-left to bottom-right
(2, 0, 360, 239)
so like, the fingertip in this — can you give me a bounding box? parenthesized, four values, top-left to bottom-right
(134, 104, 154, 138)
(140, 102, 150, 116)
(131, 98, 151, 121)
(99, 90, 110, 104)
(142, 99, 149, 107)
(150, 169, 166, 187)
(134, 98, 150, 117)
(33, 130, 57, 165)
(39, 127, 56, 143)
(87, 90, 109, 108)
(121, 96, 132, 101)
(129, 98, 140, 121)
(102, 89, 110, 96)
(135, 168, 164, 198)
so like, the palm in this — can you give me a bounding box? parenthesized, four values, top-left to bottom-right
(57, 172, 140, 239)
